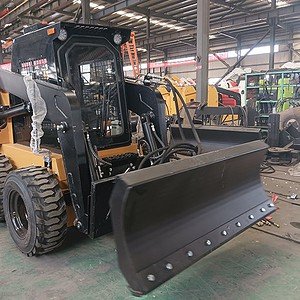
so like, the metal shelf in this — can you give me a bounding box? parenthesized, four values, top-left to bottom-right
(246, 84, 300, 89)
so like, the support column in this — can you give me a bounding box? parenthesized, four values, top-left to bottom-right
(196, 0, 210, 104)
(163, 49, 168, 76)
(81, 0, 91, 24)
(288, 30, 294, 62)
(0, 41, 3, 64)
(269, 0, 276, 69)
(236, 36, 242, 66)
(146, 14, 151, 73)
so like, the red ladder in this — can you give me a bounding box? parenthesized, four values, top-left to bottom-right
(122, 32, 140, 78)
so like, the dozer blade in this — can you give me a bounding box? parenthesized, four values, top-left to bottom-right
(110, 140, 275, 295)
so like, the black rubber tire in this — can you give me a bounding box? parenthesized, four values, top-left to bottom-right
(0, 154, 13, 222)
(3, 166, 67, 256)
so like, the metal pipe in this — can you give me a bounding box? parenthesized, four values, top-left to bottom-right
(0, 104, 28, 119)
(74, 5, 82, 23)
(289, 46, 300, 59)
(210, 50, 230, 68)
(141, 114, 157, 153)
(288, 30, 294, 61)
(0, 40, 3, 64)
(163, 50, 168, 76)
(146, 14, 151, 73)
(269, 0, 276, 69)
(236, 36, 242, 65)
(196, 0, 210, 104)
(216, 29, 270, 85)
(81, 0, 91, 24)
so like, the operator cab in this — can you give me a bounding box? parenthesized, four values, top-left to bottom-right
(11, 22, 131, 149)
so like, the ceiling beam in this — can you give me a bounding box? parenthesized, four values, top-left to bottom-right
(136, 3, 300, 46)
(94, 0, 196, 27)
(0, 0, 50, 27)
(0, 0, 72, 37)
(1, 0, 300, 54)
(126, 6, 196, 27)
(211, 0, 251, 15)
(92, 0, 145, 19)
(51, 9, 75, 18)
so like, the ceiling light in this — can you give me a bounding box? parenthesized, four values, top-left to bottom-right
(114, 10, 126, 15)
(267, 0, 289, 7)
(131, 15, 143, 19)
(73, 0, 104, 10)
(90, 3, 105, 9)
(174, 26, 184, 31)
(92, 5, 105, 10)
(125, 13, 134, 18)
(137, 47, 147, 52)
(158, 22, 168, 26)
(165, 24, 176, 29)
(151, 20, 159, 24)
(90, 2, 98, 8)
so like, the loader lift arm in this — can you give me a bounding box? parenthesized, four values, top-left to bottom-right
(0, 68, 89, 231)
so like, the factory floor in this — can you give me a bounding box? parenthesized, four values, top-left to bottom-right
(1, 165, 300, 300)
(1, 222, 299, 299)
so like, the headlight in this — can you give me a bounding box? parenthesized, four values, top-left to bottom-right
(58, 29, 68, 41)
(113, 33, 122, 45)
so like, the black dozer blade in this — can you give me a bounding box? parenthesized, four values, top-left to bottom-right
(110, 140, 275, 295)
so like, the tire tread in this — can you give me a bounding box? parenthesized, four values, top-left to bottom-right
(0, 154, 13, 222)
(7, 166, 67, 255)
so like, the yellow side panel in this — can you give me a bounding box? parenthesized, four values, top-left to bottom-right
(170, 75, 181, 82)
(0, 143, 138, 185)
(0, 144, 68, 189)
(0, 91, 10, 106)
(0, 91, 14, 144)
(180, 85, 196, 104)
(0, 142, 138, 227)
(207, 85, 219, 107)
(0, 144, 75, 227)
(157, 85, 177, 116)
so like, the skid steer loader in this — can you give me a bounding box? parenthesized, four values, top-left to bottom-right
(0, 22, 275, 295)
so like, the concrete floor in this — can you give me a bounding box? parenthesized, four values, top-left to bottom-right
(0, 222, 299, 300)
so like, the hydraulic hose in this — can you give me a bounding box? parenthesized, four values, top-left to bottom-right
(164, 77, 202, 154)
(86, 134, 112, 166)
(138, 146, 169, 169)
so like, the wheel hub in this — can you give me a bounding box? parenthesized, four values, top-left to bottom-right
(9, 191, 28, 238)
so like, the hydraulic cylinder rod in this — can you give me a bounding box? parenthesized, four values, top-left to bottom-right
(0, 104, 29, 120)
